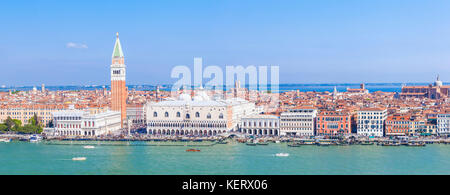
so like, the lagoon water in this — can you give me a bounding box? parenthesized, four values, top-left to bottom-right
(1, 141, 450, 175)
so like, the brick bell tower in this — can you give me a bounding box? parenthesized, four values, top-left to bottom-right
(111, 32, 127, 127)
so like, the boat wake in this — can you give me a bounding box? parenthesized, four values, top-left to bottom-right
(275, 153, 289, 157)
(72, 157, 87, 161)
(83, 146, 95, 149)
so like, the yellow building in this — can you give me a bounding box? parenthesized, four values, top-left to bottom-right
(0, 105, 66, 127)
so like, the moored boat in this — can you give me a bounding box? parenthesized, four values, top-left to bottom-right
(407, 141, 426, 147)
(257, 142, 269, 146)
(287, 143, 301, 147)
(360, 141, 374, 145)
(186, 149, 201, 152)
(0, 138, 11, 143)
(379, 141, 400, 146)
(29, 134, 42, 143)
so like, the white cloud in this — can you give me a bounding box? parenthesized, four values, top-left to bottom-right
(66, 42, 88, 49)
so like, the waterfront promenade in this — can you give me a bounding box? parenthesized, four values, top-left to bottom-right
(3, 132, 450, 146)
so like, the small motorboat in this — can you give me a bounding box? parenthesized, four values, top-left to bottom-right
(360, 141, 374, 145)
(72, 157, 87, 161)
(407, 141, 426, 147)
(257, 142, 269, 146)
(83, 146, 95, 149)
(186, 149, 201, 152)
(379, 141, 401, 146)
(288, 143, 301, 147)
(29, 134, 42, 143)
(317, 142, 333, 146)
(275, 153, 289, 157)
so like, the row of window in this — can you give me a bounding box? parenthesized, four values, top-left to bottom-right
(1, 112, 51, 115)
(281, 119, 312, 122)
(153, 112, 224, 119)
(148, 123, 226, 128)
(55, 116, 81, 121)
(56, 121, 95, 128)
(358, 116, 384, 119)
(317, 124, 349, 129)
(57, 124, 81, 129)
(242, 121, 278, 128)
(318, 117, 350, 121)
(357, 125, 383, 129)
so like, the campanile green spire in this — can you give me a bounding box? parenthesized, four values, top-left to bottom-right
(112, 32, 124, 58)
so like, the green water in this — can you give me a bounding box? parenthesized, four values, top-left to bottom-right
(1, 141, 450, 175)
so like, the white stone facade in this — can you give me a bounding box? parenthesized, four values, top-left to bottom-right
(146, 93, 257, 136)
(50, 110, 121, 137)
(357, 108, 387, 137)
(240, 115, 280, 136)
(437, 114, 450, 135)
(280, 108, 317, 136)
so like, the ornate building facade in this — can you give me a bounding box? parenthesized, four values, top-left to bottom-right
(400, 76, 449, 99)
(146, 89, 257, 136)
(48, 109, 121, 137)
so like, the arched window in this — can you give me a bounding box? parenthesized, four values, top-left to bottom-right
(165, 112, 169, 117)
(176, 112, 181, 117)
(153, 112, 158, 117)
(195, 112, 200, 118)
(219, 113, 224, 119)
(186, 114, 190, 119)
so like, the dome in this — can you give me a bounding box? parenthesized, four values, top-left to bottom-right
(434, 75, 443, 87)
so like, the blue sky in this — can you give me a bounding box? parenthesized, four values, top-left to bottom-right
(1, 0, 450, 86)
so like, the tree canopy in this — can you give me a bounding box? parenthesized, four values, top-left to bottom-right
(0, 116, 43, 134)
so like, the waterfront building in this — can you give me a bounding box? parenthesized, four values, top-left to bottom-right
(146, 89, 257, 136)
(126, 104, 146, 126)
(316, 111, 352, 136)
(357, 108, 387, 137)
(423, 121, 437, 135)
(280, 107, 317, 136)
(385, 114, 411, 136)
(437, 114, 450, 135)
(0, 105, 66, 127)
(110, 32, 127, 127)
(408, 117, 427, 136)
(48, 109, 121, 137)
(240, 115, 280, 136)
(400, 76, 449, 99)
(347, 84, 369, 94)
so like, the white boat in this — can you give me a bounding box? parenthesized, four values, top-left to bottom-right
(83, 145, 95, 149)
(0, 138, 11, 143)
(275, 153, 289, 157)
(72, 157, 87, 161)
(29, 134, 42, 142)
